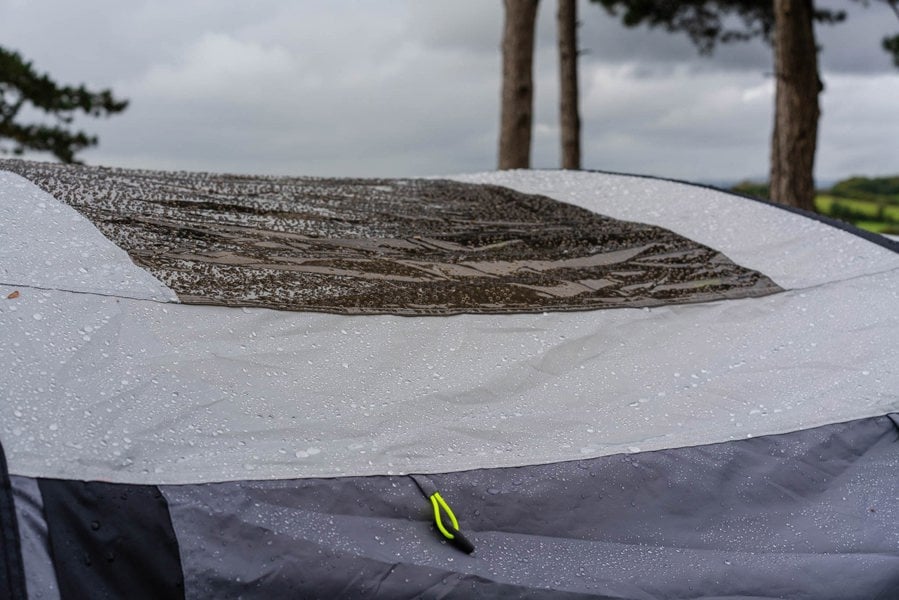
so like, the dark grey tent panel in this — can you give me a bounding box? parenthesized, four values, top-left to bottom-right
(6, 416, 899, 599)
(163, 416, 899, 600)
(1, 160, 897, 599)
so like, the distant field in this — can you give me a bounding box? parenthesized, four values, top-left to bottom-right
(735, 177, 899, 235)
(852, 221, 897, 234)
(815, 195, 899, 222)
(815, 197, 899, 234)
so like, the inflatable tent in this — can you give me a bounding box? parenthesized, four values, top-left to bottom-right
(1, 158, 897, 599)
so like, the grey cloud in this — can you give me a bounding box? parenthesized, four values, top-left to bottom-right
(79, 22, 503, 177)
(817, 1, 899, 73)
(1, 0, 896, 183)
(407, 2, 504, 55)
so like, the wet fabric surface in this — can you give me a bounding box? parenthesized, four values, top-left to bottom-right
(1, 162, 897, 598)
(451, 170, 899, 290)
(36, 479, 184, 600)
(0, 160, 780, 315)
(0, 170, 175, 302)
(3, 267, 897, 484)
(161, 415, 899, 599)
(1, 162, 896, 486)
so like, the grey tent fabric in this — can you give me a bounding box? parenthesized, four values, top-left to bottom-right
(1, 272, 896, 484)
(1, 268, 895, 484)
(1, 165, 895, 485)
(9, 477, 59, 600)
(450, 170, 899, 291)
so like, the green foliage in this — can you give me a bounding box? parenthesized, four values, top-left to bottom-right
(830, 176, 899, 204)
(590, 0, 845, 53)
(820, 198, 898, 224)
(814, 178, 899, 234)
(730, 177, 899, 234)
(854, 221, 899, 234)
(883, 0, 899, 66)
(0, 46, 127, 164)
(592, 0, 898, 66)
(884, 34, 899, 67)
(731, 180, 769, 199)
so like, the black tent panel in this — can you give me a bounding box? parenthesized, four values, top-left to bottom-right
(36, 479, 184, 600)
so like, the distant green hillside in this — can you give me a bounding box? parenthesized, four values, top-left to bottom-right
(730, 176, 899, 235)
(731, 180, 770, 200)
(830, 176, 899, 204)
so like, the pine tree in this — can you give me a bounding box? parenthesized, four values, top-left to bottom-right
(558, 0, 581, 170)
(592, 0, 846, 211)
(0, 46, 127, 164)
(499, 0, 541, 169)
(884, 0, 899, 66)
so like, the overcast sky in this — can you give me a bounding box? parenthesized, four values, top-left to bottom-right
(2, 0, 897, 183)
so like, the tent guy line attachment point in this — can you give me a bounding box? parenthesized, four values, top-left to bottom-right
(410, 474, 475, 555)
(430, 491, 475, 555)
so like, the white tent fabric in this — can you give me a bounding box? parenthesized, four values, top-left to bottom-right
(1, 169, 896, 485)
(449, 170, 899, 289)
(0, 171, 176, 302)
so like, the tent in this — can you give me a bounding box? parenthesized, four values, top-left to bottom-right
(1, 158, 897, 599)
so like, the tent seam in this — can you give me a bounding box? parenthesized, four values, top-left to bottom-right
(4, 265, 895, 315)
(779, 264, 899, 294)
(0, 281, 178, 306)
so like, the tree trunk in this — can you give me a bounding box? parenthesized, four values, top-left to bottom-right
(499, 0, 540, 170)
(558, 0, 581, 170)
(770, 0, 821, 211)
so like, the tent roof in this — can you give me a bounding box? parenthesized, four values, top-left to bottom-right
(1, 160, 896, 484)
(2, 160, 897, 600)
